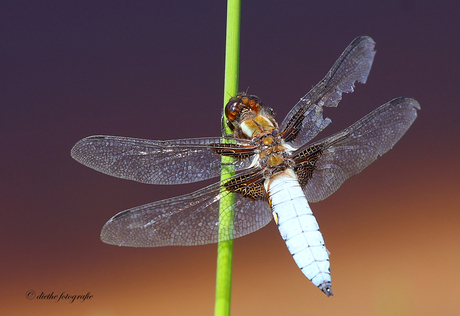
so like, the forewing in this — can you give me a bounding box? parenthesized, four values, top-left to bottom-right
(280, 36, 376, 147)
(71, 135, 256, 185)
(299, 97, 420, 202)
(100, 180, 273, 247)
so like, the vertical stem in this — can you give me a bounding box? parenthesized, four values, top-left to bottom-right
(214, 1, 240, 316)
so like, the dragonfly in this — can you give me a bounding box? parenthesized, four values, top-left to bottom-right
(71, 36, 420, 296)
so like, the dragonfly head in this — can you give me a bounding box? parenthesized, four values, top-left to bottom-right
(225, 92, 263, 130)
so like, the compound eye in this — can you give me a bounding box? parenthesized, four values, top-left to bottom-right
(225, 100, 240, 122)
(248, 95, 262, 112)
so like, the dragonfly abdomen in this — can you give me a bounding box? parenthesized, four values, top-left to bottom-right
(265, 169, 333, 296)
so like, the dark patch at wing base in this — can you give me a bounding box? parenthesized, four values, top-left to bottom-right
(224, 170, 267, 200)
(293, 144, 324, 188)
(209, 142, 257, 159)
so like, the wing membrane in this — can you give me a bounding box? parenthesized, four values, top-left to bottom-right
(100, 177, 272, 247)
(300, 97, 420, 202)
(280, 36, 376, 147)
(71, 135, 256, 185)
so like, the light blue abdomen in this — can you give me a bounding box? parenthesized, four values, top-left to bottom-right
(266, 169, 333, 296)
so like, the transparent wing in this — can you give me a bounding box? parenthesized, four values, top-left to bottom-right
(71, 135, 256, 185)
(100, 179, 273, 247)
(300, 97, 420, 202)
(280, 36, 376, 147)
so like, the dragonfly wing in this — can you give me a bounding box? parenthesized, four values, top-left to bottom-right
(280, 36, 376, 147)
(71, 135, 256, 185)
(295, 97, 420, 202)
(100, 179, 273, 247)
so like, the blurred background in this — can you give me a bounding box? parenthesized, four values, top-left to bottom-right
(1, 1, 459, 315)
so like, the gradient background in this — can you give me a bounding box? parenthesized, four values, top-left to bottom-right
(2, 1, 459, 315)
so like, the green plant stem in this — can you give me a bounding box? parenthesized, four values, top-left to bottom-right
(214, 1, 240, 315)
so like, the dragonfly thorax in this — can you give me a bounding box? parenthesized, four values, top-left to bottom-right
(240, 115, 276, 138)
(253, 134, 296, 180)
